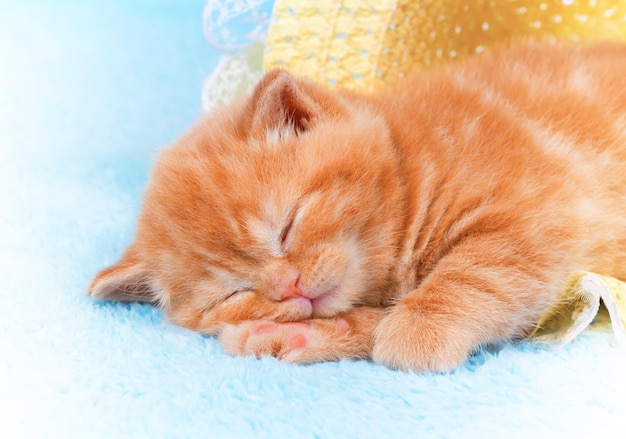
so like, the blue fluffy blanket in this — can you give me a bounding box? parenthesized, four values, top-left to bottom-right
(2, 1, 625, 437)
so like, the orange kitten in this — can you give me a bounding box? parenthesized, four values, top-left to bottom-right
(88, 42, 626, 372)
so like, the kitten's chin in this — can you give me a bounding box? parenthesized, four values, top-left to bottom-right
(281, 297, 314, 321)
(309, 290, 332, 316)
(282, 288, 348, 320)
(311, 304, 348, 319)
(309, 286, 353, 318)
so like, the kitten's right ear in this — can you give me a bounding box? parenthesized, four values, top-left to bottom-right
(248, 69, 320, 137)
(87, 248, 159, 304)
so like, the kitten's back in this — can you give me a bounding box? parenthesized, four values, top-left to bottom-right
(372, 42, 626, 294)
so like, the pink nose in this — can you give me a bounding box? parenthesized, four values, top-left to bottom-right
(281, 276, 305, 300)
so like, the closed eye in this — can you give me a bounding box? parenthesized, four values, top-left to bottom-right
(223, 288, 254, 303)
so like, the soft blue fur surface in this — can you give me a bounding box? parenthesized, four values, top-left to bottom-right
(2, 1, 626, 437)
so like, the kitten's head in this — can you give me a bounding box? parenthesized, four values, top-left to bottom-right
(88, 70, 404, 333)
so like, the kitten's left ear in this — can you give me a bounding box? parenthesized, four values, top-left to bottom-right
(87, 248, 160, 304)
(249, 69, 321, 136)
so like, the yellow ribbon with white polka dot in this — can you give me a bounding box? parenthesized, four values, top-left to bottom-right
(263, 0, 626, 91)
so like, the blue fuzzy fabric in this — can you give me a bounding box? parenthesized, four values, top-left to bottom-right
(2, 1, 625, 437)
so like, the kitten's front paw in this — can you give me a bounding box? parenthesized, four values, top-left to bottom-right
(218, 318, 354, 364)
(372, 304, 472, 372)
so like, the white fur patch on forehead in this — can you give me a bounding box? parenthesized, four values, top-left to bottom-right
(247, 127, 295, 152)
(246, 215, 283, 257)
(245, 193, 305, 257)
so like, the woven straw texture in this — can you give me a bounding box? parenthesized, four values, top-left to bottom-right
(264, 0, 626, 91)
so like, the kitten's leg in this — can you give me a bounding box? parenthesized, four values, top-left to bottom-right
(372, 241, 557, 372)
(218, 307, 384, 364)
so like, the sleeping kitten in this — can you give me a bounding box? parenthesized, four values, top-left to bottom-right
(88, 42, 626, 372)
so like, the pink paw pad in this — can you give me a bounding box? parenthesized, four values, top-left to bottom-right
(288, 334, 308, 350)
(254, 322, 277, 334)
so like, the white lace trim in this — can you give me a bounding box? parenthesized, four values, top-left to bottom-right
(202, 50, 264, 112)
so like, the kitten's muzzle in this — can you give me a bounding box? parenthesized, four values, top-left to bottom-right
(280, 275, 305, 301)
